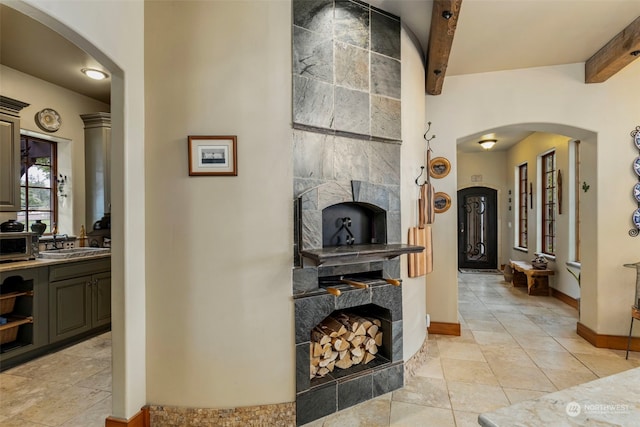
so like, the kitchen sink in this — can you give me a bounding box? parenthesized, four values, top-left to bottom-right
(39, 247, 111, 259)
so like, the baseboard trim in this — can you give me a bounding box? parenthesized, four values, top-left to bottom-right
(577, 322, 640, 352)
(427, 321, 461, 336)
(105, 408, 149, 427)
(551, 288, 579, 310)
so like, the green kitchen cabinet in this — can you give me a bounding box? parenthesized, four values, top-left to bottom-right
(49, 258, 111, 343)
(0, 97, 29, 212)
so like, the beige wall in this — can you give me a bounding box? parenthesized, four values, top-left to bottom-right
(427, 61, 640, 337)
(144, 1, 293, 407)
(0, 65, 109, 235)
(400, 26, 428, 358)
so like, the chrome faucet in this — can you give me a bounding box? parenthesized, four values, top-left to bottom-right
(51, 233, 68, 250)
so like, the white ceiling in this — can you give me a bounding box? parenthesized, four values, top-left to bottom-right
(2, 1, 639, 151)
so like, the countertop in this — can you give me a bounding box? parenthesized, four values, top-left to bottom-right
(0, 253, 111, 274)
(478, 367, 640, 426)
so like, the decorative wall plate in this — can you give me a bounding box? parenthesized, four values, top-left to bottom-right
(635, 132, 640, 150)
(634, 183, 640, 203)
(635, 156, 640, 177)
(633, 208, 640, 229)
(433, 192, 451, 213)
(35, 108, 61, 132)
(429, 157, 451, 179)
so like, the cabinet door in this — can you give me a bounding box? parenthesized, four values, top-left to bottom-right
(0, 113, 20, 211)
(92, 272, 111, 328)
(49, 277, 92, 342)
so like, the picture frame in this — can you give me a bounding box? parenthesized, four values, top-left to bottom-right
(433, 192, 451, 213)
(429, 157, 451, 179)
(188, 135, 237, 176)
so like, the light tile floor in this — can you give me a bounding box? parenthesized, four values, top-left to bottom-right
(1, 273, 639, 426)
(0, 332, 112, 427)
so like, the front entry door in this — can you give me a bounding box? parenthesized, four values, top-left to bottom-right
(458, 187, 498, 269)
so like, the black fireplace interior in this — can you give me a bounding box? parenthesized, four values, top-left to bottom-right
(322, 202, 386, 247)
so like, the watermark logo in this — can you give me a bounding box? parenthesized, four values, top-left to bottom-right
(566, 401, 581, 417)
(566, 401, 630, 417)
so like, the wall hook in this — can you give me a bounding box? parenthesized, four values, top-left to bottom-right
(582, 181, 590, 193)
(423, 122, 436, 151)
(415, 166, 426, 186)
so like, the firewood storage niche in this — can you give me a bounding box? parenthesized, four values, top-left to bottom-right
(310, 305, 390, 382)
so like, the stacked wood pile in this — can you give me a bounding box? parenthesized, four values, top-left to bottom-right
(310, 312, 383, 379)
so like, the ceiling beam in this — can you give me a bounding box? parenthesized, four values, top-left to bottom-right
(425, 0, 462, 95)
(585, 16, 640, 83)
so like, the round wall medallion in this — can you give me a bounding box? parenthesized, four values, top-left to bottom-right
(35, 108, 61, 132)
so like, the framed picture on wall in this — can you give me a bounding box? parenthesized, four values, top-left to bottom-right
(188, 135, 237, 176)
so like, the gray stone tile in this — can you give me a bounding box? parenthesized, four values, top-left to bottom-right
(293, 75, 334, 129)
(293, 26, 334, 83)
(296, 342, 311, 393)
(371, 53, 401, 99)
(294, 294, 335, 343)
(372, 284, 402, 321)
(335, 0, 370, 49)
(338, 374, 373, 410)
(334, 86, 370, 135)
(371, 95, 401, 140)
(336, 287, 372, 309)
(335, 41, 369, 92)
(297, 382, 337, 425)
(369, 140, 400, 185)
(293, 267, 319, 294)
(387, 211, 401, 243)
(293, 130, 334, 180)
(374, 363, 404, 396)
(302, 209, 322, 250)
(392, 320, 404, 361)
(293, 0, 334, 34)
(334, 136, 370, 183)
(371, 10, 400, 59)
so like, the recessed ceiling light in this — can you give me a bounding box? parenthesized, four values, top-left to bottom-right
(81, 68, 109, 80)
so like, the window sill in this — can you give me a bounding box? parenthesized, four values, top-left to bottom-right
(513, 247, 528, 253)
(566, 261, 581, 269)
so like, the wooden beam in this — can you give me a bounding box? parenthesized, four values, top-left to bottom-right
(585, 16, 640, 83)
(425, 0, 462, 95)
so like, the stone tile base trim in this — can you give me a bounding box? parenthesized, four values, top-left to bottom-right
(404, 333, 430, 378)
(147, 402, 295, 427)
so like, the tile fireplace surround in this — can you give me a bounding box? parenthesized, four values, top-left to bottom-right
(291, 1, 404, 424)
(293, 181, 407, 425)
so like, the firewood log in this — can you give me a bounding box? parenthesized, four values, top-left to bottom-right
(374, 331, 383, 346)
(350, 346, 363, 358)
(367, 324, 379, 338)
(350, 335, 365, 347)
(317, 367, 329, 377)
(312, 327, 331, 345)
(363, 352, 376, 364)
(335, 353, 353, 369)
(312, 341, 323, 357)
(332, 337, 350, 352)
(320, 317, 347, 337)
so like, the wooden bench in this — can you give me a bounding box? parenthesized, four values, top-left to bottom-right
(510, 260, 554, 296)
